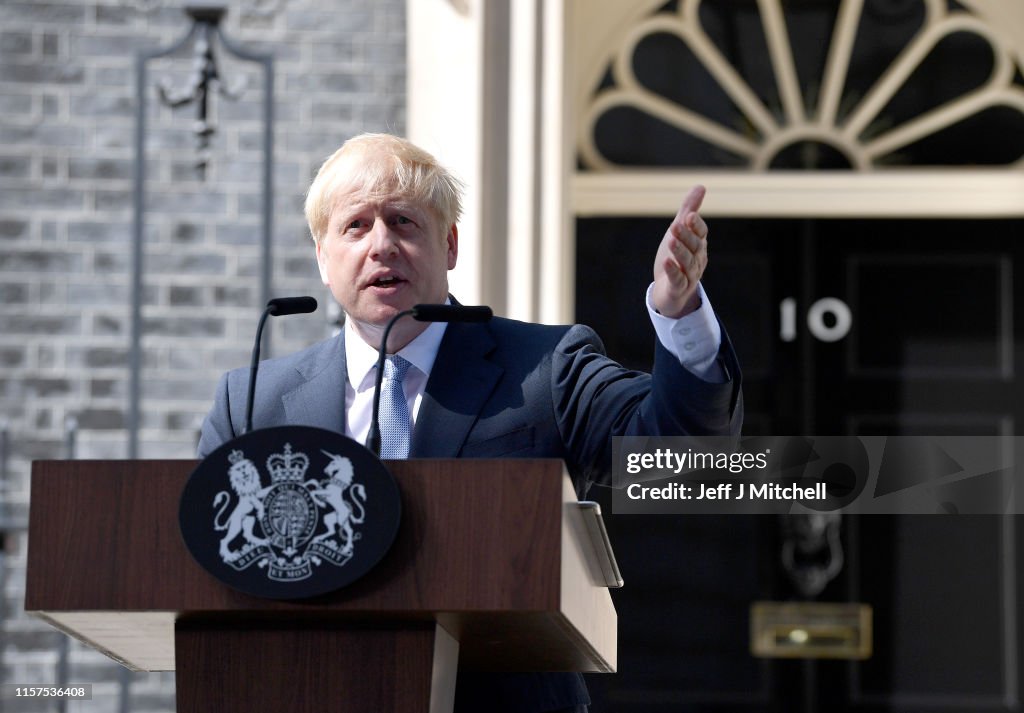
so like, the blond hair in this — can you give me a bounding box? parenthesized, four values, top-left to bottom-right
(304, 133, 464, 245)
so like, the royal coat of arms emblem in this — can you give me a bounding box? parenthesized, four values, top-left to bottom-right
(213, 444, 369, 581)
(180, 426, 401, 599)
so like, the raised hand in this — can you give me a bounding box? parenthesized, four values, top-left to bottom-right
(651, 185, 709, 319)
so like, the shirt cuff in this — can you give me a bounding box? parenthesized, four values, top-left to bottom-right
(646, 282, 726, 383)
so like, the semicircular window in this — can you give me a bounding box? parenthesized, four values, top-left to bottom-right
(580, 0, 1024, 170)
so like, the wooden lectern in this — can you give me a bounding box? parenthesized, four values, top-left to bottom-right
(26, 459, 617, 712)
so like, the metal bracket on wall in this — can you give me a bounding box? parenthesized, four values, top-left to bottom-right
(129, 2, 275, 459)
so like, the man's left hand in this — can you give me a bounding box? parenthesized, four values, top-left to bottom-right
(651, 185, 709, 319)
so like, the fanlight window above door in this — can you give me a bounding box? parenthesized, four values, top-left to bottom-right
(577, 0, 1024, 171)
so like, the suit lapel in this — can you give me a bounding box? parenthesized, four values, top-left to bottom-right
(410, 321, 502, 457)
(281, 331, 347, 432)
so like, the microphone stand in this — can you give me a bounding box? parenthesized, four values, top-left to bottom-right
(365, 304, 492, 456)
(244, 296, 318, 433)
(365, 310, 414, 457)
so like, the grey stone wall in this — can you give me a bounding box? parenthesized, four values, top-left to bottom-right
(0, 1, 405, 709)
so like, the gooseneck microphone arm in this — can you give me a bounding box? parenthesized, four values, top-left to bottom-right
(366, 303, 493, 456)
(244, 296, 318, 434)
(365, 309, 414, 456)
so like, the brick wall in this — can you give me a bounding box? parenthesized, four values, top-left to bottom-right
(0, 1, 405, 709)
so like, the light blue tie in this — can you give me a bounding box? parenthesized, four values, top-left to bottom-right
(379, 355, 413, 459)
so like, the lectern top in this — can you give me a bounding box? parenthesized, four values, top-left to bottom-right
(26, 458, 617, 673)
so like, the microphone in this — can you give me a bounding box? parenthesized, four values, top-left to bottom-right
(366, 303, 493, 456)
(244, 296, 318, 433)
(267, 296, 318, 316)
(411, 304, 493, 323)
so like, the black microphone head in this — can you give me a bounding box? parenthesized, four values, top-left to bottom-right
(266, 296, 318, 316)
(411, 304, 492, 323)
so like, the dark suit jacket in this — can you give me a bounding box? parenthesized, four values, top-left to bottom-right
(198, 315, 742, 712)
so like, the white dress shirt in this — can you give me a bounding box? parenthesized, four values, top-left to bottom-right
(343, 285, 725, 443)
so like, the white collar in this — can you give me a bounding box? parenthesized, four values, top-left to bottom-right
(344, 313, 448, 393)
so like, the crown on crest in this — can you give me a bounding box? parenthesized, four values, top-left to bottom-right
(266, 443, 309, 483)
(228, 449, 245, 464)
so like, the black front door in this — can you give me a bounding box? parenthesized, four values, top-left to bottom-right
(577, 215, 1024, 712)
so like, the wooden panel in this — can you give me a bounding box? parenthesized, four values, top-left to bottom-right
(26, 458, 616, 673)
(27, 459, 563, 612)
(175, 623, 446, 713)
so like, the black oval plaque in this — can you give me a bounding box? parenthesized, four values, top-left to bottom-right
(179, 426, 401, 600)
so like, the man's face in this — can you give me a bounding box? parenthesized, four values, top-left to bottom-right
(316, 189, 458, 336)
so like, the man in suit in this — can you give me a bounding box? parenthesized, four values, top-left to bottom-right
(198, 133, 742, 713)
